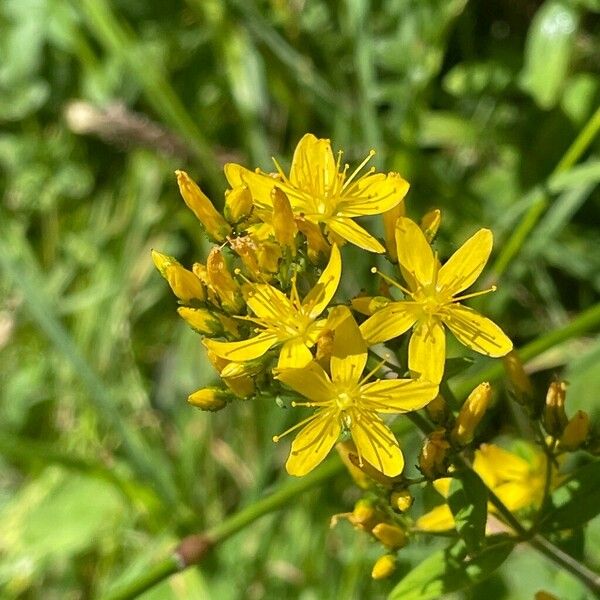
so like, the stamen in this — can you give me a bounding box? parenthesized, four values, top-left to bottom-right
(272, 157, 292, 186)
(358, 358, 389, 386)
(343, 150, 376, 190)
(452, 285, 497, 303)
(370, 267, 413, 297)
(272, 412, 320, 443)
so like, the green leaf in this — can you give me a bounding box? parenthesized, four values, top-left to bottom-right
(520, 1, 579, 109)
(540, 461, 600, 531)
(388, 538, 514, 600)
(447, 471, 488, 554)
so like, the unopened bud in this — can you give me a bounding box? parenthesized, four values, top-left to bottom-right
(372, 523, 408, 550)
(224, 185, 253, 223)
(316, 329, 335, 362)
(351, 295, 390, 316)
(390, 489, 413, 513)
(296, 217, 329, 262)
(271, 187, 297, 254)
(188, 387, 230, 411)
(534, 592, 559, 600)
(383, 203, 405, 262)
(348, 499, 380, 531)
(255, 241, 282, 273)
(451, 382, 491, 446)
(178, 307, 224, 335)
(229, 236, 261, 279)
(543, 381, 568, 437)
(206, 248, 243, 312)
(175, 170, 231, 241)
(503, 350, 534, 405)
(371, 554, 396, 580)
(559, 410, 589, 451)
(419, 429, 451, 479)
(420, 209, 441, 242)
(152, 250, 206, 302)
(426, 394, 450, 426)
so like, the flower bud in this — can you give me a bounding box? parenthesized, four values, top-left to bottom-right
(419, 429, 451, 479)
(229, 236, 261, 279)
(177, 307, 225, 335)
(348, 499, 380, 531)
(224, 185, 253, 223)
(503, 350, 534, 405)
(559, 410, 589, 451)
(371, 554, 396, 580)
(351, 295, 390, 316)
(543, 381, 568, 437)
(390, 489, 413, 513)
(152, 250, 206, 302)
(188, 387, 230, 411)
(296, 217, 329, 262)
(451, 382, 491, 446)
(206, 248, 243, 313)
(271, 187, 297, 254)
(383, 202, 405, 262)
(255, 241, 282, 273)
(176, 170, 231, 241)
(425, 394, 450, 426)
(420, 209, 441, 242)
(372, 523, 408, 550)
(534, 592, 559, 600)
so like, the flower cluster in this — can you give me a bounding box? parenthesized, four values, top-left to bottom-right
(154, 133, 514, 480)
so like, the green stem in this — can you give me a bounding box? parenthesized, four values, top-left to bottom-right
(492, 104, 600, 278)
(451, 301, 600, 400)
(102, 457, 344, 600)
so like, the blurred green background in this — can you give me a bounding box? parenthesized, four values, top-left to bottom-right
(1, 0, 599, 598)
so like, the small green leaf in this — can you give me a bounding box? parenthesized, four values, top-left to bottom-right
(540, 461, 600, 531)
(520, 1, 579, 109)
(388, 538, 514, 600)
(448, 470, 488, 554)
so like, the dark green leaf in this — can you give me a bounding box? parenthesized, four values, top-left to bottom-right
(540, 461, 600, 531)
(388, 538, 514, 600)
(448, 470, 488, 554)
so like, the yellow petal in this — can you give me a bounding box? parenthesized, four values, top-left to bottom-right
(359, 378, 438, 413)
(301, 244, 342, 319)
(394, 217, 436, 289)
(351, 412, 404, 477)
(276, 361, 334, 403)
(177, 307, 222, 335)
(246, 283, 294, 321)
(493, 481, 539, 512)
(359, 301, 419, 344)
(408, 318, 446, 383)
(285, 409, 340, 476)
(204, 331, 278, 362)
(436, 229, 493, 297)
(289, 134, 337, 196)
(442, 304, 513, 357)
(277, 338, 313, 369)
(433, 477, 452, 498)
(337, 172, 409, 216)
(415, 504, 455, 532)
(330, 306, 368, 384)
(224, 163, 277, 210)
(473, 444, 531, 488)
(327, 217, 385, 253)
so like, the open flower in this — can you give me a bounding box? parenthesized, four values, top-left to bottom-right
(274, 307, 438, 477)
(416, 443, 552, 532)
(225, 134, 409, 253)
(205, 245, 341, 369)
(360, 217, 512, 383)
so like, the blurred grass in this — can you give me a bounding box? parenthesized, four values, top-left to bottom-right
(1, 0, 599, 598)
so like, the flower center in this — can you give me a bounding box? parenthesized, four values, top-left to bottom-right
(335, 391, 355, 411)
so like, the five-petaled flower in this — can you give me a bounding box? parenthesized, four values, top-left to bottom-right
(360, 217, 513, 383)
(205, 245, 341, 369)
(274, 307, 438, 477)
(225, 133, 409, 253)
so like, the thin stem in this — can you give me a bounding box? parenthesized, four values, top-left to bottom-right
(492, 104, 600, 278)
(102, 457, 344, 600)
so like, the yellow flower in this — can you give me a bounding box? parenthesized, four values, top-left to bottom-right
(225, 133, 409, 253)
(416, 443, 552, 532)
(360, 217, 512, 383)
(273, 307, 438, 477)
(205, 245, 342, 369)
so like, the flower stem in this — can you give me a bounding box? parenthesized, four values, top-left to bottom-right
(102, 456, 344, 600)
(492, 104, 600, 278)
